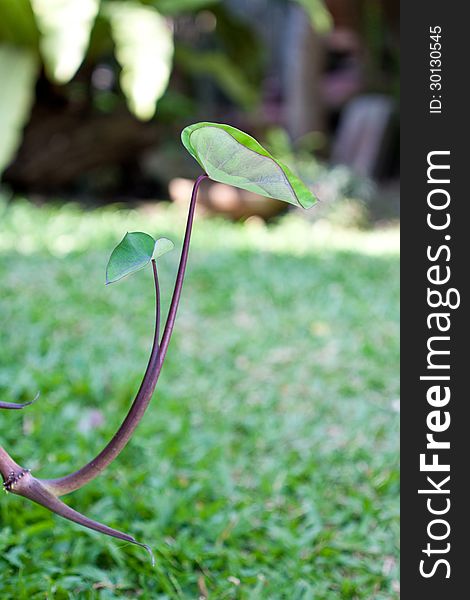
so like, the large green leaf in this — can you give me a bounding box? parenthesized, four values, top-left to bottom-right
(30, 0, 99, 83)
(106, 232, 174, 284)
(0, 46, 37, 177)
(105, 2, 174, 120)
(181, 123, 317, 208)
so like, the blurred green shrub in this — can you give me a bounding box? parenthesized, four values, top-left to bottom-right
(0, 0, 331, 181)
(0, 0, 181, 176)
(0, 0, 264, 178)
(0, 45, 37, 176)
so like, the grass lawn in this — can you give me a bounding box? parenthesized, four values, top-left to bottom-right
(0, 198, 399, 599)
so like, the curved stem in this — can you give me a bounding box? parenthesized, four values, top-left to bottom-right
(41, 259, 161, 495)
(0, 446, 23, 480)
(154, 260, 161, 345)
(0, 445, 153, 563)
(0, 401, 31, 410)
(42, 174, 208, 496)
(0, 392, 39, 410)
(17, 475, 154, 563)
(157, 174, 209, 367)
(0, 173, 208, 559)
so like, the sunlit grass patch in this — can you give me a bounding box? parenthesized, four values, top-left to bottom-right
(0, 198, 399, 599)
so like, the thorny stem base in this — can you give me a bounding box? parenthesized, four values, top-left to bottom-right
(0, 174, 209, 559)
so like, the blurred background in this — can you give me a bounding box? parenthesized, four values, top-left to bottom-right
(0, 0, 399, 220)
(1, 1, 399, 598)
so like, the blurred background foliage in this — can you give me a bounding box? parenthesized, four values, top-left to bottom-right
(1, 2, 399, 596)
(0, 0, 399, 224)
(0, 0, 319, 172)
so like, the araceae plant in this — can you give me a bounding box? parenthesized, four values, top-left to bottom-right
(0, 123, 316, 562)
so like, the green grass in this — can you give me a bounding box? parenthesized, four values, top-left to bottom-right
(0, 198, 399, 599)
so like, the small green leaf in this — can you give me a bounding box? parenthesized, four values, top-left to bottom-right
(106, 232, 155, 285)
(153, 237, 174, 259)
(181, 122, 317, 209)
(106, 232, 174, 284)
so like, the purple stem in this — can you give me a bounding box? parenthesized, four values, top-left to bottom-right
(41, 174, 208, 496)
(156, 173, 209, 368)
(0, 401, 32, 410)
(0, 173, 208, 557)
(0, 451, 154, 563)
(0, 392, 39, 410)
(40, 259, 161, 496)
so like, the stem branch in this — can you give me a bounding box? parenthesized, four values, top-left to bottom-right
(41, 260, 161, 495)
(41, 174, 208, 496)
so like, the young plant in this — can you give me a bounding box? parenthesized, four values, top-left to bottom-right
(0, 123, 316, 561)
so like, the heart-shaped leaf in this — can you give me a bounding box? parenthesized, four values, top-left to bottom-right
(181, 122, 317, 209)
(153, 237, 175, 258)
(106, 233, 174, 285)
